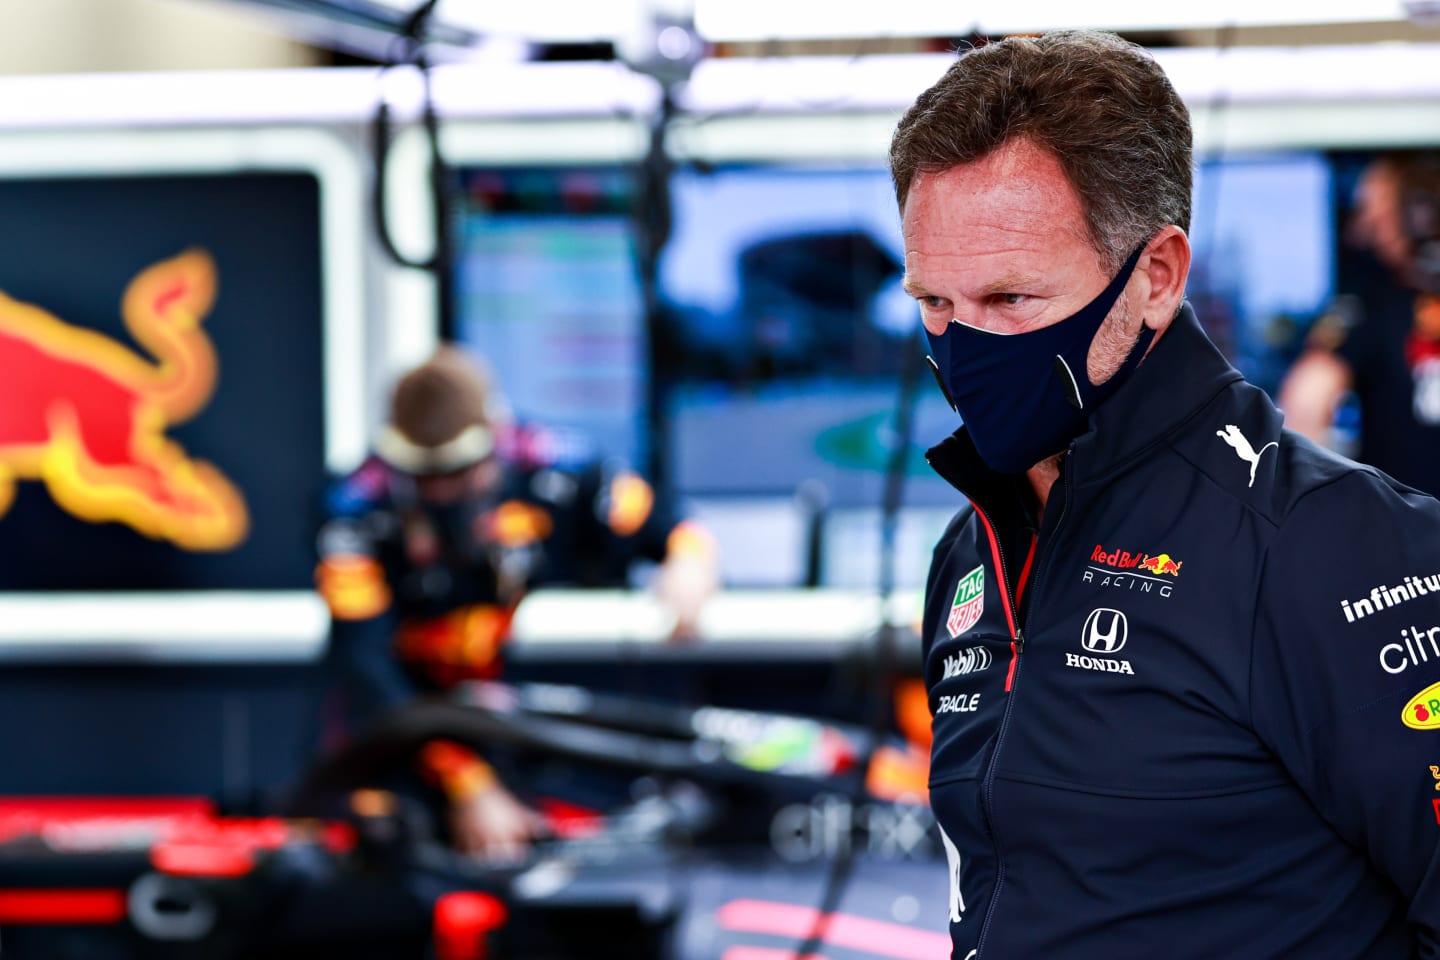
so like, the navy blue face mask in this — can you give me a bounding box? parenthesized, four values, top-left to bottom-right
(924, 244, 1152, 474)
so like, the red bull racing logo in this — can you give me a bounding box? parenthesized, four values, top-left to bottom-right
(1084, 543, 1181, 598)
(1090, 544, 1182, 576)
(946, 565, 985, 638)
(0, 250, 248, 551)
(1403, 681, 1440, 731)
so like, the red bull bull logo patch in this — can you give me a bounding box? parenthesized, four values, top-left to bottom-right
(946, 565, 985, 638)
(1137, 553, 1183, 577)
(1403, 681, 1440, 731)
(0, 249, 248, 551)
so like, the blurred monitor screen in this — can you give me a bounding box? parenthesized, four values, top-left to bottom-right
(661, 163, 959, 515)
(453, 167, 647, 469)
(1189, 151, 1335, 395)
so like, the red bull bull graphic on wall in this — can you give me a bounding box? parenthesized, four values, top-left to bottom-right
(0, 249, 248, 551)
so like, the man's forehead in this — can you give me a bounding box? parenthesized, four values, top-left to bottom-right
(902, 139, 1081, 231)
(899, 140, 1102, 293)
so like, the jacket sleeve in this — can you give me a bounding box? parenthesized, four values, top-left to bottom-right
(922, 506, 979, 664)
(315, 510, 416, 725)
(566, 460, 685, 584)
(1252, 470, 1440, 956)
(325, 607, 413, 723)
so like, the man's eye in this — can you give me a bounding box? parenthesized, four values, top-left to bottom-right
(920, 295, 948, 309)
(998, 293, 1028, 306)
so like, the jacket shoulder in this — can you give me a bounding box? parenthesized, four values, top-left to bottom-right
(324, 457, 392, 520)
(1167, 378, 1406, 529)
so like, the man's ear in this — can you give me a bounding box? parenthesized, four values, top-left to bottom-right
(1139, 225, 1191, 331)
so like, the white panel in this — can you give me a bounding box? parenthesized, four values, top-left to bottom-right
(694, 0, 1408, 41)
(0, 593, 328, 661)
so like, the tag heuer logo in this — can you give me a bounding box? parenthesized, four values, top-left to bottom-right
(947, 565, 985, 638)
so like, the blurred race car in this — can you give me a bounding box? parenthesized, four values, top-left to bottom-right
(0, 681, 949, 960)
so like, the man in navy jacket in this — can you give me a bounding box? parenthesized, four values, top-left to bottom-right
(315, 346, 717, 861)
(892, 30, 1440, 958)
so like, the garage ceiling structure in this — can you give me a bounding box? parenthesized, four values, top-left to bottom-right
(213, 0, 1439, 63)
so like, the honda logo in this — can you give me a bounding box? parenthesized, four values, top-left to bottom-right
(1081, 608, 1128, 653)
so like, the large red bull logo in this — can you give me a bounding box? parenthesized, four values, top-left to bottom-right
(0, 250, 248, 551)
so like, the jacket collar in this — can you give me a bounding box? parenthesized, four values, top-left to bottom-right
(927, 302, 1243, 500)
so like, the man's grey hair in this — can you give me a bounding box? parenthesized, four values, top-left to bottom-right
(890, 30, 1192, 272)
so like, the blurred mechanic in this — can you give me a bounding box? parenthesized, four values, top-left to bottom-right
(894, 30, 1439, 957)
(1279, 151, 1440, 495)
(314, 345, 718, 861)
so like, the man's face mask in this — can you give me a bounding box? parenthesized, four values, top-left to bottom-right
(925, 244, 1151, 474)
(387, 461, 498, 555)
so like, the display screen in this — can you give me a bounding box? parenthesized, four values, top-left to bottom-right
(1189, 152, 1335, 394)
(454, 167, 647, 469)
(448, 156, 1339, 588)
(661, 164, 959, 515)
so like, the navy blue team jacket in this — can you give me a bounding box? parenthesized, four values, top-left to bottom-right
(922, 304, 1440, 958)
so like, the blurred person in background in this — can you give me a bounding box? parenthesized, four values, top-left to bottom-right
(895, 30, 1439, 958)
(1279, 151, 1440, 494)
(313, 345, 718, 861)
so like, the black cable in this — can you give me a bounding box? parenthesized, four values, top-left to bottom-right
(791, 330, 925, 959)
(368, 0, 459, 342)
(422, 63, 459, 343)
(633, 85, 679, 490)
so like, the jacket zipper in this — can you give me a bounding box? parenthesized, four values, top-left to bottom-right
(972, 456, 1068, 959)
(967, 503, 1036, 689)
(967, 498, 1037, 959)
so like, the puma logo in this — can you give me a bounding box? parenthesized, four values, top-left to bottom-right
(1216, 424, 1278, 489)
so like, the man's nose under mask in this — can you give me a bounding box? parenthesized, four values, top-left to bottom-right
(924, 244, 1150, 474)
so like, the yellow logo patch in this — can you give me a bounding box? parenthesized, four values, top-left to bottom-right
(607, 472, 654, 537)
(315, 555, 391, 621)
(489, 500, 553, 547)
(1402, 681, 1440, 730)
